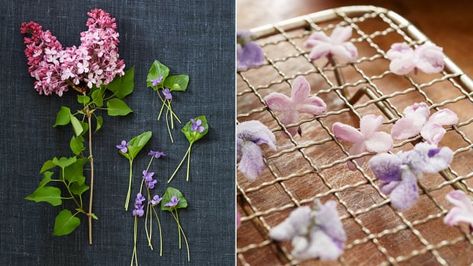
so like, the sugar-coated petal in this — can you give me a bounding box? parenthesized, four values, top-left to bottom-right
(408, 142, 453, 174)
(444, 190, 473, 227)
(420, 123, 446, 144)
(389, 57, 416, 75)
(389, 168, 419, 210)
(386, 43, 414, 60)
(415, 43, 445, 73)
(332, 122, 363, 143)
(264, 93, 292, 112)
(237, 120, 276, 150)
(315, 200, 346, 244)
(280, 111, 300, 136)
(380, 180, 401, 195)
(364, 131, 393, 153)
(427, 109, 458, 126)
(330, 43, 357, 63)
(347, 141, 366, 170)
(292, 230, 343, 261)
(308, 42, 331, 61)
(330, 26, 352, 44)
(238, 141, 265, 181)
(360, 114, 384, 137)
(237, 41, 264, 71)
(291, 76, 311, 103)
(391, 116, 425, 140)
(368, 153, 402, 182)
(404, 102, 430, 119)
(297, 96, 327, 115)
(269, 206, 312, 241)
(304, 32, 331, 48)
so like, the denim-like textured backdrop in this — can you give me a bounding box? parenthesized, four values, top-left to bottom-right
(0, 0, 235, 265)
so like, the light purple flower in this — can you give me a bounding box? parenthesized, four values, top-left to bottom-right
(142, 170, 157, 190)
(369, 142, 453, 210)
(333, 114, 393, 170)
(164, 196, 179, 207)
(269, 200, 346, 261)
(152, 76, 163, 87)
(148, 150, 166, 159)
(116, 140, 128, 153)
(191, 119, 205, 133)
(391, 102, 458, 144)
(264, 76, 327, 136)
(237, 31, 264, 71)
(386, 42, 445, 75)
(237, 120, 276, 181)
(162, 88, 172, 100)
(304, 26, 358, 65)
(150, 194, 163, 206)
(444, 190, 473, 228)
(132, 193, 145, 217)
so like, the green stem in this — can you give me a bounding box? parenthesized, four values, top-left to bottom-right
(157, 99, 165, 120)
(171, 210, 190, 261)
(152, 207, 163, 256)
(144, 202, 153, 250)
(61, 168, 81, 208)
(124, 159, 134, 210)
(186, 144, 193, 182)
(167, 146, 191, 183)
(165, 108, 174, 143)
(130, 217, 138, 266)
(157, 90, 180, 122)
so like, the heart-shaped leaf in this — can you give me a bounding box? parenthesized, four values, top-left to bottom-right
(107, 67, 135, 99)
(164, 74, 189, 92)
(107, 98, 133, 116)
(147, 60, 169, 88)
(123, 131, 153, 160)
(25, 186, 62, 206)
(181, 115, 209, 144)
(53, 106, 71, 127)
(160, 187, 188, 211)
(53, 209, 81, 236)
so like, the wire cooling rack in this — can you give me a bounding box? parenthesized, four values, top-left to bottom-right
(237, 5, 473, 266)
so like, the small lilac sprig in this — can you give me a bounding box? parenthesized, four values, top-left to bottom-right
(147, 60, 190, 143)
(116, 131, 152, 210)
(168, 115, 209, 183)
(130, 149, 166, 265)
(161, 187, 190, 261)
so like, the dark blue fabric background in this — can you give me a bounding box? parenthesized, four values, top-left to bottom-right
(0, 1, 235, 265)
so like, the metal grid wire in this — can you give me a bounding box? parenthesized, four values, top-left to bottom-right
(237, 6, 473, 266)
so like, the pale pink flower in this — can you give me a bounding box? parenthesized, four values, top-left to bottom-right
(386, 42, 445, 75)
(444, 190, 473, 229)
(333, 114, 393, 170)
(391, 102, 458, 144)
(304, 26, 358, 65)
(264, 76, 326, 136)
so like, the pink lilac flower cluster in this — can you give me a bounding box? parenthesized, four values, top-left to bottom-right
(20, 9, 125, 96)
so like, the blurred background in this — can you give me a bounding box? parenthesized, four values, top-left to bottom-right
(237, 0, 473, 76)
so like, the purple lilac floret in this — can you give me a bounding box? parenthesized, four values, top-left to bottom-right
(132, 193, 145, 217)
(191, 119, 205, 133)
(162, 88, 173, 100)
(142, 170, 157, 190)
(237, 31, 264, 71)
(164, 196, 179, 207)
(152, 76, 163, 87)
(150, 195, 162, 206)
(148, 150, 166, 159)
(116, 140, 128, 153)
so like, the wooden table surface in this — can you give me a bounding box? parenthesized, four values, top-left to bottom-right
(237, 2, 473, 265)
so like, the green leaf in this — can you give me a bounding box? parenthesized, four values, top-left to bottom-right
(70, 115, 83, 136)
(147, 60, 170, 88)
(80, 121, 89, 136)
(53, 106, 71, 127)
(77, 95, 90, 104)
(25, 186, 62, 206)
(107, 67, 135, 99)
(53, 209, 80, 236)
(52, 156, 77, 169)
(107, 98, 133, 116)
(181, 115, 209, 144)
(164, 74, 189, 92)
(122, 131, 152, 160)
(70, 182, 89, 196)
(70, 136, 85, 155)
(160, 187, 188, 211)
(91, 88, 104, 107)
(95, 115, 103, 132)
(64, 158, 87, 184)
(40, 160, 56, 173)
(38, 171, 54, 188)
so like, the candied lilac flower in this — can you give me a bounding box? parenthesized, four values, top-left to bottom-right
(304, 26, 358, 66)
(142, 170, 157, 190)
(152, 76, 163, 87)
(237, 120, 276, 181)
(237, 31, 264, 71)
(369, 142, 453, 210)
(150, 195, 163, 206)
(191, 119, 205, 133)
(164, 196, 179, 207)
(391, 102, 458, 144)
(333, 114, 393, 170)
(387, 42, 445, 75)
(116, 140, 128, 153)
(148, 150, 166, 159)
(162, 88, 173, 100)
(270, 200, 346, 261)
(444, 190, 473, 228)
(264, 76, 326, 136)
(132, 193, 145, 217)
